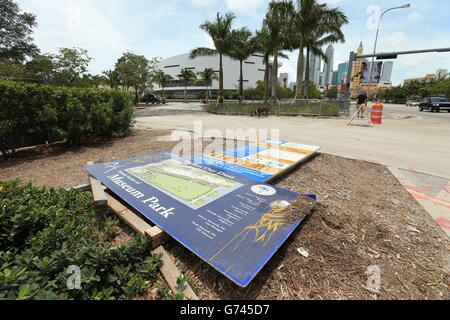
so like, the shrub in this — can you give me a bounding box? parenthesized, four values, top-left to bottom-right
(0, 180, 160, 300)
(0, 80, 134, 150)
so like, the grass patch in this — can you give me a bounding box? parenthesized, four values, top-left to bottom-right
(205, 102, 341, 117)
(0, 180, 160, 300)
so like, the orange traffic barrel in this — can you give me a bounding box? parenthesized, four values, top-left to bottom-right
(371, 103, 384, 124)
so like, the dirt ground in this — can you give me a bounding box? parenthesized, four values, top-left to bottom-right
(1, 129, 448, 300)
(0, 129, 175, 188)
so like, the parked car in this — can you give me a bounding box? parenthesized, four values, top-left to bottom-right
(419, 97, 450, 112)
(406, 100, 420, 107)
(144, 94, 166, 105)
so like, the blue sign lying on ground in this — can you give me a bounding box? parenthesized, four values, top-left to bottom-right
(86, 153, 316, 287)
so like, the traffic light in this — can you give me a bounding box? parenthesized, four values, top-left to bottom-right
(376, 54, 398, 60)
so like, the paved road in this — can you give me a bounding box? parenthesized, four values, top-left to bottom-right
(384, 103, 450, 120)
(136, 102, 450, 179)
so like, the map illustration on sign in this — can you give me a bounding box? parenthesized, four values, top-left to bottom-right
(86, 153, 316, 287)
(196, 140, 320, 182)
(126, 159, 242, 210)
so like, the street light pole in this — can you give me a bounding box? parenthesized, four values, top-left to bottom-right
(366, 4, 411, 99)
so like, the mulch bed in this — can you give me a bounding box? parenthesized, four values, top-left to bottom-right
(0, 129, 175, 188)
(1, 129, 448, 300)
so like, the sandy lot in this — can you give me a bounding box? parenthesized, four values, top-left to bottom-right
(1, 129, 448, 300)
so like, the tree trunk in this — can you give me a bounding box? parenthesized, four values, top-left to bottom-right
(184, 85, 187, 103)
(304, 46, 311, 98)
(239, 60, 244, 103)
(296, 38, 305, 98)
(263, 60, 270, 102)
(271, 51, 278, 99)
(219, 53, 224, 103)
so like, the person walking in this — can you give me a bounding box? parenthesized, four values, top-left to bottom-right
(356, 92, 368, 118)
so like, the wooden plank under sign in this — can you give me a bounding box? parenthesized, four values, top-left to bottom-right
(66, 183, 91, 192)
(105, 193, 169, 248)
(151, 246, 198, 300)
(106, 193, 151, 236)
(86, 162, 107, 207)
(145, 226, 169, 249)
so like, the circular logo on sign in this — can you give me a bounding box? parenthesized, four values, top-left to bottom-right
(251, 185, 277, 196)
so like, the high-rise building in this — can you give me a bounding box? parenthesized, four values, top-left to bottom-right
(380, 61, 393, 83)
(337, 62, 348, 84)
(332, 71, 338, 85)
(308, 52, 321, 86)
(323, 45, 334, 86)
(319, 72, 324, 87)
(300, 52, 321, 86)
(350, 42, 365, 96)
(278, 73, 289, 88)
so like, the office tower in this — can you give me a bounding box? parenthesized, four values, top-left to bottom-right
(332, 71, 338, 85)
(308, 52, 321, 85)
(323, 45, 335, 86)
(337, 62, 348, 84)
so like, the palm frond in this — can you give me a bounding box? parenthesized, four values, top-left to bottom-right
(190, 47, 218, 59)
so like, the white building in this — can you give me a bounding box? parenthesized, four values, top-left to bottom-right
(278, 73, 289, 88)
(153, 53, 266, 97)
(323, 45, 335, 87)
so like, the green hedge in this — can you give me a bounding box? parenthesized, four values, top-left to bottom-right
(0, 80, 135, 150)
(0, 180, 160, 300)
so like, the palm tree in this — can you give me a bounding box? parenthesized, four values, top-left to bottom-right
(197, 68, 218, 99)
(228, 28, 257, 103)
(254, 26, 273, 102)
(102, 69, 119, 89)
(254, 26, 290, 102)
(190, 12, 236, 103)
(178, 68, 196, 102)
(153, 69, 173, 98)
(264, 0, 295, 100)
(292, 0, 348, 98)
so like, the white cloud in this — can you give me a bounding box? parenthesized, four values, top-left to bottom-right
(18, 0, 127, 73)
(224, 0, 264, 12)
(408, 12, 422, 22)
(189, 0, 216, 6)
(382, 32, 408, 49)
(190, 0, 264, 12)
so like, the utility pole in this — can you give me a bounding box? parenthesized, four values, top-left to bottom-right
(366, 4, 411, 100)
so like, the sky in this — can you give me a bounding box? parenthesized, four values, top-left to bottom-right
(16, 0, 450, 86)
